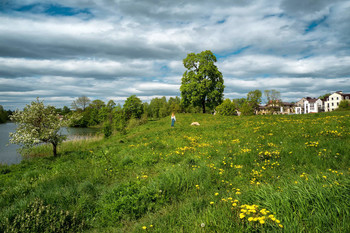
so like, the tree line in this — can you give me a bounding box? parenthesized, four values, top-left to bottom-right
(0, 105, 13, 123)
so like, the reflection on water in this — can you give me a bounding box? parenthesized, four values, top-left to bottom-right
(0, 123, 100, 165)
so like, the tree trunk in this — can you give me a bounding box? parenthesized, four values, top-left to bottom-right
(202, 100, 206, 113)
(52, 142, 57, 157)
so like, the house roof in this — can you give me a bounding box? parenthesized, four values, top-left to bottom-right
(307, 98, 318, 103)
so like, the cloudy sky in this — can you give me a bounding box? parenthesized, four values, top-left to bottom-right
(1, 0, 350, 110)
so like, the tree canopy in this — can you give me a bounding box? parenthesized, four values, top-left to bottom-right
(247, 90, 262, 112)
(71, 96, 91, 111)
(123, 95, 144, 120)
(216, 99, 237, 116)
(180, 50, 225, 113)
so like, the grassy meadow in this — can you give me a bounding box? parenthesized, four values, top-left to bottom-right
(1, 112, 350, 232)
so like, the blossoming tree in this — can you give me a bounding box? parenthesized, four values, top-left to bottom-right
(10, 98, 67, 157)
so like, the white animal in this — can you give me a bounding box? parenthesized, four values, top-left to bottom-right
(191, 122, 200, 126)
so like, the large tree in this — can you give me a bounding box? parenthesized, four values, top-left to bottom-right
(180, 50, 225, 113)
(9, 98, 67, 157)
(123, 95, 144, 120)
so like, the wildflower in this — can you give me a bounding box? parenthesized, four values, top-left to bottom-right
(215, 192, 219, 196)
(279, 224, 284, 228)
(210, 201, 214, 205)
(248, 217, 254, 222)
(259, 219, 265, 224)
(240, 213, 245, 219)
(201, 223, 205, 228)
(142, 226, 147, 230)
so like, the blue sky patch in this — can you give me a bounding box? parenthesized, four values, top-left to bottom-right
(216, 19, 226, 24)
(305, 15, 328, 33)
(14, 3, 92, 17)
(215, 46, 251, 59)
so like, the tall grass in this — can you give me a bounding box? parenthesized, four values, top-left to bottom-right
(1, 111, 350, 232)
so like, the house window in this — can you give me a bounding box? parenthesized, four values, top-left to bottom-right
(337, 102, 339, 106)
(332, 103, 334, 106)
(327, 103, 329, 107)
(337, 97, 339, 100)
(331, 97, 333, 100)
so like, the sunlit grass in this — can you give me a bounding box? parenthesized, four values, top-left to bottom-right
(1, 111, 350, 232)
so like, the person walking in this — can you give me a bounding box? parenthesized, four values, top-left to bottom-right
(171, 112, 176, 127)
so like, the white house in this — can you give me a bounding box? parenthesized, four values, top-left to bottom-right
(324, 91, 350, 112)
(304, 98, 324, 113)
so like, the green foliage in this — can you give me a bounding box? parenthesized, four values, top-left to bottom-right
(232, 98, 246, 109)
(103, 122, 112, 138)
(97, 181, 160, 226)
(114, 108, 127, 135)
(123, 95, 144, 120)
(9, 98, 68, 157)
(216, 99, 237, 116)
(1, 199, 84, 233)
(0, 105, 8, 123)
(247, 90, 262, 112)
(336, 100, 350, 111)
(180, 50, 225, 113)
(240, 101, 255, 116)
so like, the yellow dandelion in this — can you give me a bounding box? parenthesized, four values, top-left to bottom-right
(210, 201, 214, 205)
(215, 192, 219, 196)
(279, 224, 283, 228)
(240, 213, 245, 219)
(142, 226, 147, 230)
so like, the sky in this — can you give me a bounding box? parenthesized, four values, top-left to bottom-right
(1, 0, 350, 110)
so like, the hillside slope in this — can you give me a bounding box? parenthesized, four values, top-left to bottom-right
(1, 112, 350, 232)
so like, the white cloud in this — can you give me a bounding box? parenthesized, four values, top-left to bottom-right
(0, 0, 350, 110)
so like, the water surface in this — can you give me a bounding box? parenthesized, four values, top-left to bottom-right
(0, 123, 100, 165)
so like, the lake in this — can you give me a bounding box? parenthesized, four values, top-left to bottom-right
(0, 122, 100, 165)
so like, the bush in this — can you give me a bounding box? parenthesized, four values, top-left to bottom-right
(216, 99, 237, 116)
(103, 122, 112, 138)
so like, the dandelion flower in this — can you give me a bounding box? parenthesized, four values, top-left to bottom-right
(210, 201, 214, 205)
(142, 226, 147, 230)
(215, 192, 219, 196)
(201, 223, 205, 228)
(279, 224, 283, 228)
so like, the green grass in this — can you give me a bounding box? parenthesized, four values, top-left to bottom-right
(1, 112, 350, 232)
